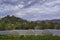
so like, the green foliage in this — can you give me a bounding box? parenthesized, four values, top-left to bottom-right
(0, 35, 60, 40)
(0, 15, 60, 30)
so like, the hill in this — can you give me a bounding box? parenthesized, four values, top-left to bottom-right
(0, 15, 60, 30)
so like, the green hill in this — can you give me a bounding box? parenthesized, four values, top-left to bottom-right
(0, 15, 60, 30)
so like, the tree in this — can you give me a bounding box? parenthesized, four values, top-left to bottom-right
(47, 22, 56, 29)
(0, 22, 6, 30)
(37, 21, 47, 29)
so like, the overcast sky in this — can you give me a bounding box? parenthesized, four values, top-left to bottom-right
(0, 0, 60, 21)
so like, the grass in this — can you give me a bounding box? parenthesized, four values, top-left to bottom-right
(0, 35, 60, 40)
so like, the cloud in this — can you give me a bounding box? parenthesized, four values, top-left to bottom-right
(0, 0, 60, 21)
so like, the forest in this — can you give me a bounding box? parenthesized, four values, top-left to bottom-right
(0, 15, 60, 30)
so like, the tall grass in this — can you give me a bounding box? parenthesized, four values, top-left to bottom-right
(0, 35, 60, 40)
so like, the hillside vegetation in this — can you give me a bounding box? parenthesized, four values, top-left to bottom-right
(0, 15, 60, 30)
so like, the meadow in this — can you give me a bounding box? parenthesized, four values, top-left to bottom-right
(0, 35, 60, 40)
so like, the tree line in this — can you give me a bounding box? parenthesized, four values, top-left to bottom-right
(0, 15, 60, 30)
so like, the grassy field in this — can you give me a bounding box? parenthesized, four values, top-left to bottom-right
(0, 35, 60, 40)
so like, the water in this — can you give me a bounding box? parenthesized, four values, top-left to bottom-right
(0, 29, 60, 35)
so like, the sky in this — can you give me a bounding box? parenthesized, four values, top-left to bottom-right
(0, 0, 60, 21)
